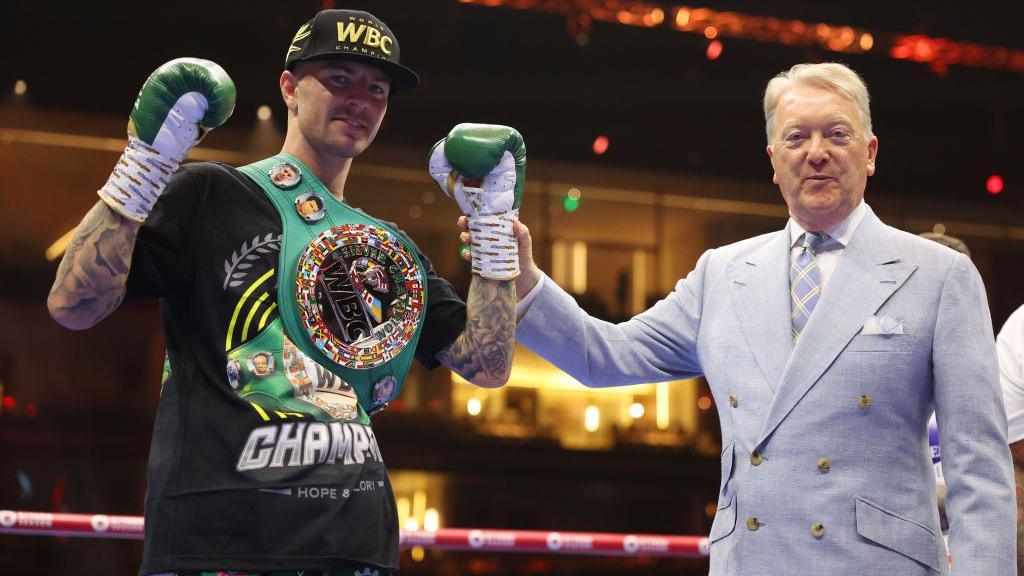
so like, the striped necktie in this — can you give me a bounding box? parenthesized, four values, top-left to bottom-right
(790, 231, 828, 341)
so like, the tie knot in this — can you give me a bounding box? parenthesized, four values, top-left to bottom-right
(801, 232, 829, 254)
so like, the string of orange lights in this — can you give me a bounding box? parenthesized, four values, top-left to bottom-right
(457, 0, 1024, 74)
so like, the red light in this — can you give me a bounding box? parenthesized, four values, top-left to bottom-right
(913, 37, 936, 62)
(706, 40, 723, 60)
(592, 135, 609, 155)
(1, 395, 14, 410)
(987, 174, 1004, 195)
(25, 403, 37, 420)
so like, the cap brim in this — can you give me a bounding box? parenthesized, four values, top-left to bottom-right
(288, 53, 419, 91)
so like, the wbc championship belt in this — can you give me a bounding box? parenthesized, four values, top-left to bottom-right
(239, 154, 427, 417)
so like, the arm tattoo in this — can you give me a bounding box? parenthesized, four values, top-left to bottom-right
(437, 276, 516, 387)
(47, 200, 142, 329)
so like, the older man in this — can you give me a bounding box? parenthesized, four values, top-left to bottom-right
(489, 63, 1015, 574)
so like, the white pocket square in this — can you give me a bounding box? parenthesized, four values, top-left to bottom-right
(861, 314, 904, 335)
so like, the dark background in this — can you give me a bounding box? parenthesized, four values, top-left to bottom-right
(7, 0, 1023, 207)
(2, 1, 1023, 574)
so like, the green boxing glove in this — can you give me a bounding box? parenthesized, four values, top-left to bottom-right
(98, 58, 236, 222)
(428, 123, 526, 280)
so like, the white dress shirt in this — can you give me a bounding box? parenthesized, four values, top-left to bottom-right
(787, 201, 867, 293)
(998, 304, 1024, 444)
(516, 272, 546, 319)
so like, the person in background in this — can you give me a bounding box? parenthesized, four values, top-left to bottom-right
(998, 300, 1024, 575)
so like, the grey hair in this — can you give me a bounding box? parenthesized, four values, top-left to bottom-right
(763, 62, 873, 143)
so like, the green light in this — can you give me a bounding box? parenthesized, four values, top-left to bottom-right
(563, 197, 580, 212)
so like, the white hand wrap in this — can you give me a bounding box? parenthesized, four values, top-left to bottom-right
(97, 92, 208, 222)
(430, 150, 520, 280)
(467, 210, 519, 279)
(97, 137, 178, 222)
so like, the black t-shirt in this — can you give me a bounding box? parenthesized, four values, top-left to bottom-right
(126, 162, 466, 574)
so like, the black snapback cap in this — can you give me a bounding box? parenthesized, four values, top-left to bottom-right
(285, 9, 419, 91)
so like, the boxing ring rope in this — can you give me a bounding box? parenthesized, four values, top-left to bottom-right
(0, 510, 710, 558)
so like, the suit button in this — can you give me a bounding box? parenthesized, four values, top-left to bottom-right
(729, 394, 738, 408)
(750, 451, 765, 466)
(746, 517, 761, 531)
(811, 522, 825, 539)
(858, 394, 872, 408)
(817, 458, 831, 474)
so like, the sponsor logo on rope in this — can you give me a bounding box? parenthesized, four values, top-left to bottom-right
(91, 514, 110, 532)
(400, 530, 437, 546)
(623, 534, 669, 554)
(0, 510, 16, 528)
(546, 531, 594, 551)
(468, 529, 517, 549)
(8, 511, 53, 528)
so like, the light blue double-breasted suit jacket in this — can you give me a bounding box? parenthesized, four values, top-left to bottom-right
(517, 206, 1015, 575)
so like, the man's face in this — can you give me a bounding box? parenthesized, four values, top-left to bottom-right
(298, 198, 320, 216)
(285, 60, 391, 159)
(253, 355, 268, 374)
(766, 84, 878, 231)
(273, 166, 295, 183)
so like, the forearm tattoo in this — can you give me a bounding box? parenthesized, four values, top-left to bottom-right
(48, 200, 141, 328)
(437, 276, 516, 386)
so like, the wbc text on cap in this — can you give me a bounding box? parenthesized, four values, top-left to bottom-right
(337, 19, 394, 55)
(284, 9, 419, 91)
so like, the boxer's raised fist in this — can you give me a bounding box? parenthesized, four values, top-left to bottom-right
(99, 58, 236, 222)
(429, 124, 526, 280)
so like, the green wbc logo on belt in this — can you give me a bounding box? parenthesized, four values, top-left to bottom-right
(296, 224, 424, 369)
(241, 154, 427, 415)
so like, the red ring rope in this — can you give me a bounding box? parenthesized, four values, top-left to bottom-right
(0, 509, 710, 558)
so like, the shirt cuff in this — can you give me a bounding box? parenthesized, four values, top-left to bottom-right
(515, 274, 546, 321)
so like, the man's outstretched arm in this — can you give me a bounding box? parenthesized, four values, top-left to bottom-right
(457, 216, 704, 388)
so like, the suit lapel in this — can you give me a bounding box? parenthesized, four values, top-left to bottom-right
(755, 208, 917, 446)
(727, 229, 794, 392)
